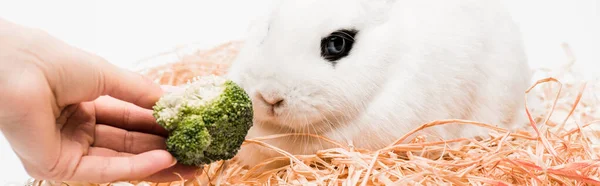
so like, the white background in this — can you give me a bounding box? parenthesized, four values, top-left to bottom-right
(0, 0, 598, 184)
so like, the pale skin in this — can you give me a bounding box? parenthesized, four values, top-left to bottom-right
(0, 18, 199, 183)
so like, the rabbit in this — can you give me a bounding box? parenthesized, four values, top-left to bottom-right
(225, 0, 532, 168)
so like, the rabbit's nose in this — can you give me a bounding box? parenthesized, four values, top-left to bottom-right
(257, 91, 284, 108)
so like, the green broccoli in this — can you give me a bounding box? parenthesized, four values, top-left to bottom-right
(152, 75, 253, 166)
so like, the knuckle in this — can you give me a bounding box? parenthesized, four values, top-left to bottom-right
(122, 104, 132, 128)
(97, 66, 109, 99)
(124, 131, 135, 153)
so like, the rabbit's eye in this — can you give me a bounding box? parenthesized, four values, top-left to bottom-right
(321, 29, 357, 63)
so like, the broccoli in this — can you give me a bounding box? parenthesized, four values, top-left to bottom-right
(152, 75, 253, 166)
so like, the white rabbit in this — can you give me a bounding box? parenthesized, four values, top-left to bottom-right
(226, 0, 532, 168)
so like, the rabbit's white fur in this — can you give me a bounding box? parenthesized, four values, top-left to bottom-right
(227, 0, 532, 167)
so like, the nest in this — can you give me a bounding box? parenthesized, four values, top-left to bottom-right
(32, 42, 600, 186)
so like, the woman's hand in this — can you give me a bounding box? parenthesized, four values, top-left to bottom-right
(0, 18, 198, 183)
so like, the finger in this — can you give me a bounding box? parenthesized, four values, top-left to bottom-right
(93, 124, 167, 154)
(88, 147, 200, 183)
(49, 44, 163, 109)
(94, 96, 168, 136)
(101, 64, 164, 109)
(88, 147, 134, 157)
(69, 150, 176, 183)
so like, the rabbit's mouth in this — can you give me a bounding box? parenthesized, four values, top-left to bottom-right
(251, 99, 355, 135)
(253, 104, 324, 132)
(257, 117, 342, 135)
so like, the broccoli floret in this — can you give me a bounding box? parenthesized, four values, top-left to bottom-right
(152, 75, 253, 166)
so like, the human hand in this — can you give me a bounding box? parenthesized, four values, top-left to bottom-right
(0, 18, 198, 183)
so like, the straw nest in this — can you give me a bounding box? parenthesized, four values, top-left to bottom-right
(31, 41, 600, 186)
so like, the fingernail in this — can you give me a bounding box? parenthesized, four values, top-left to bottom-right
(169, 158, 178, 167)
